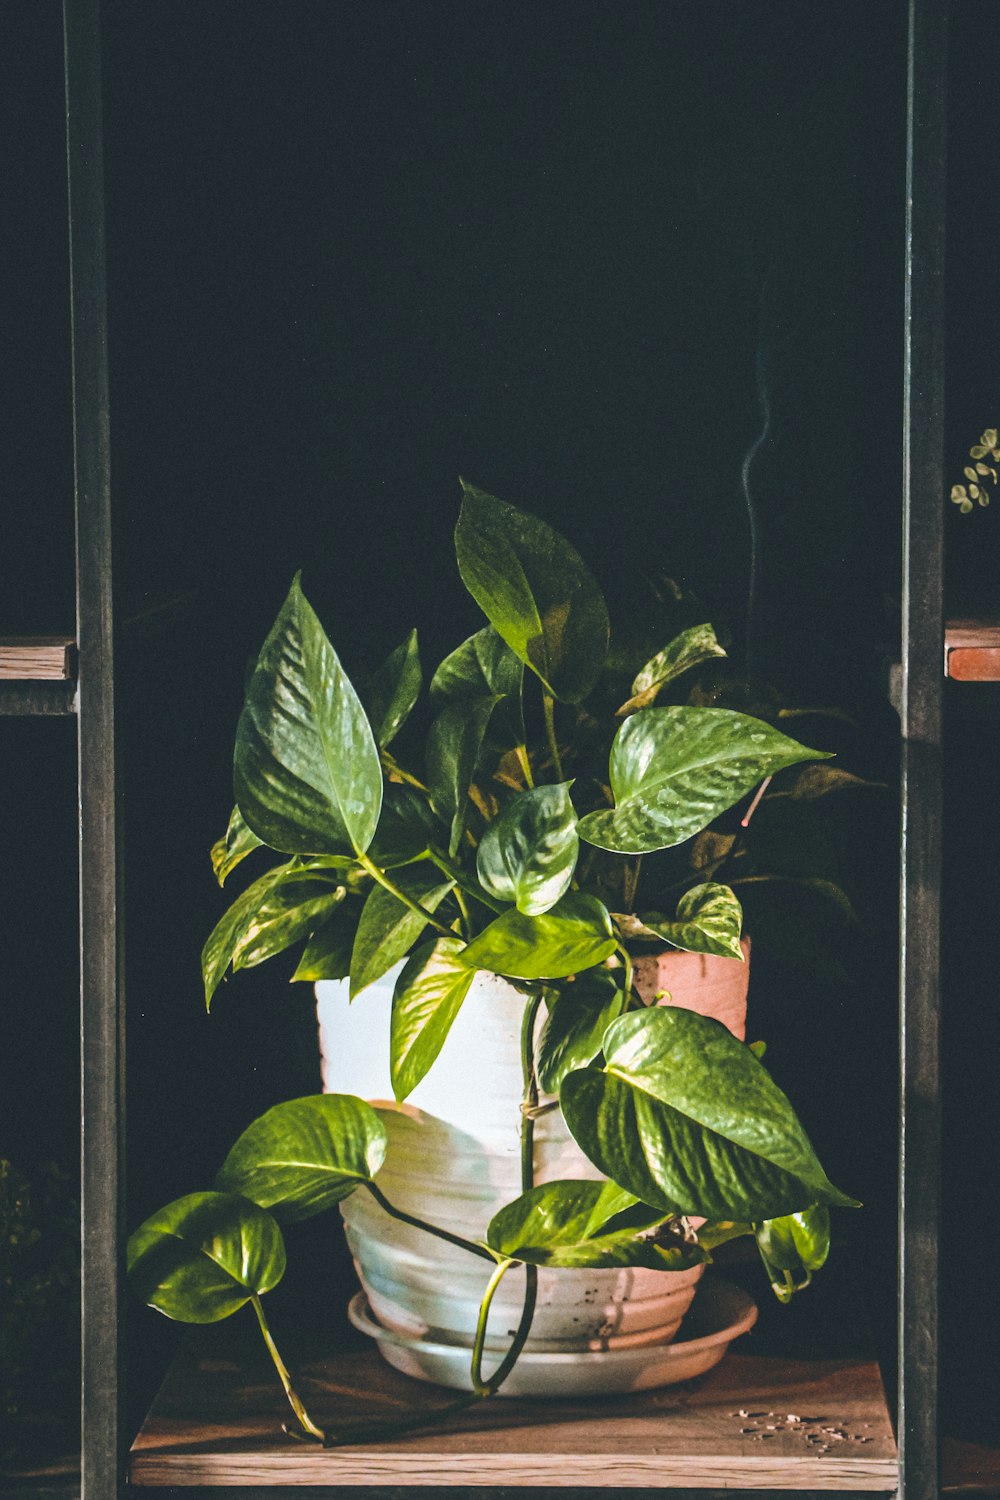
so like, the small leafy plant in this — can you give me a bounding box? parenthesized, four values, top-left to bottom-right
(950, 426, 1000, 513)
(130, 484, 858, 1444)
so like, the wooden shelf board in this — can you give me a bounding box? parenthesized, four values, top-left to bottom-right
(945, 621, 1000, 681)
(0, 638, 75, 681)
(130, 1329, 897, 1490)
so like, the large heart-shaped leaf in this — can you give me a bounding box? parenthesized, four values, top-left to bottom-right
(617, 624, 727, 715)
(215, 1094, 388, 1222)
(366, 629, 422, 748)
(430, 625, 525, 747)
(368, 784, 442, 869)
(614, 883, 744, 962)
(425, 694, 500, 856)
(578, 707, 826, 855)
(486, 1180, 708, 1271)
(202, 864, 292, 1009)
(211, 805, 265, 886)
(560, 1008, 858, 1222)
(454, 483, 609, 704)
(535, 969, 625, 1094)
(127, 1192, 286, 1323)
(476, 783, 579, 915)
(460, 893, 615, 980)
(232, 874, 347, 970)
(390, 937, 476, 1101)
(349, 867, 455, 998)
(234, 577, 383, 857)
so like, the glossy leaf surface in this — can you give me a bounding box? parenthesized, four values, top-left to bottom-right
(615, 883, 744, 962)
(454, 483, 609, 703)
(578, 707, 825, 854)
(211, 806, 265, 886)
(617, 624, 726, 715)
(755, 1205, 831, 1274)
(535, 969, 624, 1094)
(232, 875, 347, 970)
(461, 892, 615, 980)
(487, 1179, 707, 1271)
(561, 1007, 858, 1221)
(390, 937, 476, 1100)
(215, 1094, 387, 1222)
(367, 629, 422, 748)
(476, 782, 579, 915)
(234, 577, 383, 856)
(291, 910, 355, 982)
(127, 1191, 285, 1323)
(202, 865, 290, 1009)
(349, 868, 455, 998)
(425, 694, 500, 856)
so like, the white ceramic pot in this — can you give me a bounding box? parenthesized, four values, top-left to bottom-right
(316, 943, 749, 1390)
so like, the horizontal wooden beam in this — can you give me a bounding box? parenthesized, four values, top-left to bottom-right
(944, 621, 1000, 681)
(0, 637, 76, 680)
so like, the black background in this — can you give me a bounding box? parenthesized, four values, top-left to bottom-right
(1, 0, 997, 1455)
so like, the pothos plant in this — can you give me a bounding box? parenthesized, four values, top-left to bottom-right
(128, 483, 858, 1446)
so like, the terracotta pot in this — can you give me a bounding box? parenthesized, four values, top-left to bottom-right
(316, 942, 749, 1392)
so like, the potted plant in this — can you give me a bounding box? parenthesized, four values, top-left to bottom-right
(128, 483, 857, 1444)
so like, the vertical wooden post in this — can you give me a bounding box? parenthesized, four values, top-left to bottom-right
(64, 1, 121, 1496)
(900, 0, 947, 1496)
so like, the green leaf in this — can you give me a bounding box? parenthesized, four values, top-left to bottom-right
(215, 1094, 388, 1223)
(127, 1191, 285, 1324)
(390, 937, 477, 1100)
(578, 707, 826, 855)
(614, 883, 744, 961)
(535, 969, 625, 1094)
(476, 782, 579, 915)
(211, 805, 265, 886)
(460, 892, 615, 980)
(291, 909, 356, 982)
(349, 867, 455, 998)
(425, 694, 500, 857)
(232, 875, 347, 971)
(234, 576, 383, 857)
(454, 482, 609, 703)
(202, 864, 291, 1010)
(430, 625, 525, 737)
(486, 1180, 708, 1271)
(560, 1007, 858, 1222)
(368, 783, 442, 869)
(366, 629, 422, 748)
(755, 1205, 831, 1275)
(617, 624, 727, 715)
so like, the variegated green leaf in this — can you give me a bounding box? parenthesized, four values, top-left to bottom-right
(486, 1179, 707, 1271)
(614, 882, 744, 961)
(390, 937, 477, 1100)
(578, 707, 826, 855)
(425, 694, 500, 857)
(561, 1007, 858, 1222)
(460, 893, 615, 980)
(535, 969, 625, 1094)
(617, 624, 726, 715)
(366, 629, 422, 748)
(349, 868, 455, 998)
(211, 805, 265, 886)
(476, 782, 579, 915)
(234, 577, 383, 857)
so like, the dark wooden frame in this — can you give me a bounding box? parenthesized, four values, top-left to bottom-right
(1, 0, 947, 1494)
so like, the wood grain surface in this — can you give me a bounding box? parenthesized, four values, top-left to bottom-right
(0, 638, 75, 680)
(945, 621, 1000, 680)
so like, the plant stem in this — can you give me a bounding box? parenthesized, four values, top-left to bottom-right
(515, 743, 535, 789)
(622, 855, 643, 911)
(364, 1180, 497, 1263)
(452, 885, 472, 941)
(356, 851, 454, 938)
(469, 1258, 516, 1394)
(542, 693, 564, 781)
(520, 994, 543, 1192)
(615, 942, 641, 1010)
(380, 750, 430, 794)
(251, 1294, 326, 1443)
(426, 846, 507, 914)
